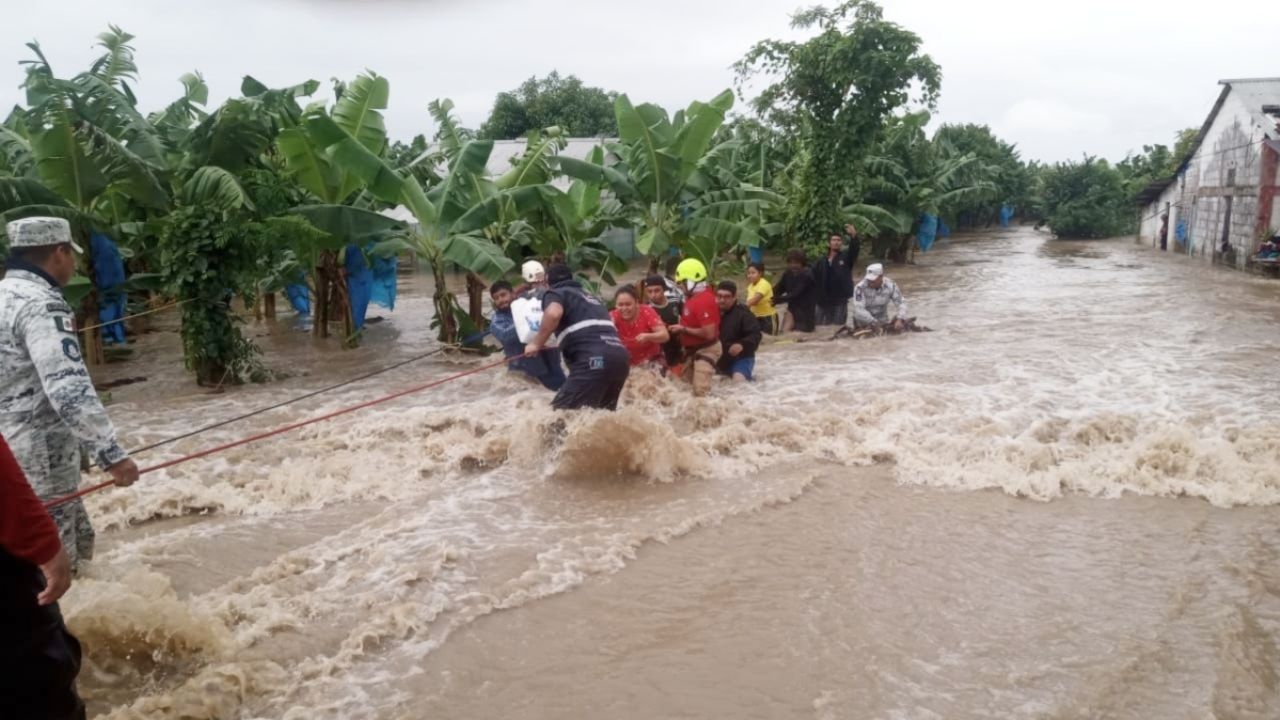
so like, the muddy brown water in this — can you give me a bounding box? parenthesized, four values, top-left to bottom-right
(66, 227, 1280, 718)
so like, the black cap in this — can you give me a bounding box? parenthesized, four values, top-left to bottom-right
(644, 274, 666, 288)
(546, 263, 573, 285)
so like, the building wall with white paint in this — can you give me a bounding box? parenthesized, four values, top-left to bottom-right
(1139, 79, 1280, 269)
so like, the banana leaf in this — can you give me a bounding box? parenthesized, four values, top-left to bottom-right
(183, 166, 253, 211)
(0, 177, 67, 212)
(278, 126, 343, 202)
(440, 232, 514, 280)
(291, 203, 404, 244)
(30, 108, 108, 209)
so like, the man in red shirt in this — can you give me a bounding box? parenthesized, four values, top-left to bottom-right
(667, 259, 721, 396)
(0, 435, 85, 720)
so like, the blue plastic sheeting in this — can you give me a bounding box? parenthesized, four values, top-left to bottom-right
(285, 274, 310, 315)
(747, 246, 764, 264)
(370, 251, 398, 310)
(344, 244, 373, 331)
(90, 232, 127, 345)
(1175, 219, 1189, 246)
(917, 214, 939, 253)
(999, 205, 1015, 227)
(938, 220, 952, 239)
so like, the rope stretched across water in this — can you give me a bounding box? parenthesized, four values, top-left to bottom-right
(127, 331, 490, 457)
(79, 298, 192, 333)
(45, 353, 513, 510)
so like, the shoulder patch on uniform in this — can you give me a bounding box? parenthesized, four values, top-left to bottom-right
(62, 337, 82, 362)
(47, 302, 71, 313)
(54, 315, 76, 334)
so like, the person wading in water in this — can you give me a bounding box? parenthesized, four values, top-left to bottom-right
(524, 264, 630, 410)
(667, 259, 721, 397)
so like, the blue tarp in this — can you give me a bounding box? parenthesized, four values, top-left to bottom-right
(747, 246, 764, 264)
(344, 244, 373, 331)
(938, 220, 952, 239)
(370, 251, 397, 310)
(285, 274, 310, 315)
(1175, 219, 1189, 246)
(90, 232, 127, 345)
(917, 214, 939, 253)
(999, 204, 1015, 228)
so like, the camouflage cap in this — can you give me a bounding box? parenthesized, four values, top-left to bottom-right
(5, 217, 83, 253)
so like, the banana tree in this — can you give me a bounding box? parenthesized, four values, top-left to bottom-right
(276, 72, 402, 345)
(853, 111, 997, 261)
(556, 90, 782, 276)
(298, 94, 632, 342)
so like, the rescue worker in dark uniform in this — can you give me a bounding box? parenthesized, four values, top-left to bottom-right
(0, 434, 86, 720)
(523, 264, 631, 410)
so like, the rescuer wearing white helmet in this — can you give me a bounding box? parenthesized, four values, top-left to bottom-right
(521, 260, 546, 286)
(666, 258, 721, 397)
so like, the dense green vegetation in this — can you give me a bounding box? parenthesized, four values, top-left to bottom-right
(0, 5, 1180, 383)
(480, 72, 617, 140)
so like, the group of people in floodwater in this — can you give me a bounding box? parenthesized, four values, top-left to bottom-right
(488, 225, 910, 410)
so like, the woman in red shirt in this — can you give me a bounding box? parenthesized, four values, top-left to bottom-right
(610, 286, 670, 368)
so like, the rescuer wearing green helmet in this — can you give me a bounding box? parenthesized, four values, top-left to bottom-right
(666, 258, 721, 396)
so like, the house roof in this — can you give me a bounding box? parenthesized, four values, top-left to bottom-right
(1135, 78, 1280, 205)
(410, 137, 614, 186)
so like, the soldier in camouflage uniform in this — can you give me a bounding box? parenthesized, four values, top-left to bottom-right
(850, 263, 909, 330)
(0, 217, 139, 572)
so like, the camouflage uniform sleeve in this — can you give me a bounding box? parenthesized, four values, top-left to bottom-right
(851, 283, 877, 326)
(890, 280, 907, 319)
(15, 299, 128, 469)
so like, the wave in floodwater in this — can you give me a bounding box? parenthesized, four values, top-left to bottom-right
(71, 229, 1280, 718)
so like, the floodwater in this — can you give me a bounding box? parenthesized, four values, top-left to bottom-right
(68, 227, 1280, 719)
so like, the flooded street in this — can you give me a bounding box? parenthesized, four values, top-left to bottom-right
(71, 227, 1280, 719)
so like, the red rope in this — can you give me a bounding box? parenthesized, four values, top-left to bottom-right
(44, 356, 513, 510)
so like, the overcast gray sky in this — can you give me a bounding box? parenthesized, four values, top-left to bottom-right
(0, 0, 1274, 162)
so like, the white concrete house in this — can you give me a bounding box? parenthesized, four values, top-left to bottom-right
(1135, 78, 1280, 269)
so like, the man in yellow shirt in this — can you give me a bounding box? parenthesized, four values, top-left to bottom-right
(745, 262, 777, 335)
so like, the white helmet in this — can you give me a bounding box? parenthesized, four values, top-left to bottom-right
(522, 260, 546, 284)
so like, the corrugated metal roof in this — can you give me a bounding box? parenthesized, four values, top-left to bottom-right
(410, 137, 613, 181)
(1221, 78, 1280, 138)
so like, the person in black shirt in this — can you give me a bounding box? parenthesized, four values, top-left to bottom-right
(773, 249, 817, 333)
(843, 223, 861, 268)
(524, 264, 630, 410)
(813, 230, 857, 326)
(714, 281, 762, 382)
(644, 274, 684, 368)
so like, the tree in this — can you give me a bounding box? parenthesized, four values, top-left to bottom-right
(556, 91, 782, 272)
(931, 123, 1030, 226)
(1040, 156, 1131, 239)
(277, 72, 408, 346)
(735, 0, 940, 247)
(853, 111, 997, 260)
(479, 72, 617, 140)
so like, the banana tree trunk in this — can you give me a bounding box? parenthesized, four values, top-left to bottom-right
(79, 245, 105, 366)
(430, 257, 459, 344)
(335, 271, 357, 349)
(313, 264, 330, 340)
(466, 272, 486, 327)
(263, 292, 277, 321)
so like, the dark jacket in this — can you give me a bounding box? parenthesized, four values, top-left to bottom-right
(813, 246, 856, 306)
(717, 303, 762, 373)
(774, 267, 816, 312)
(543, 279, 620, 361)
